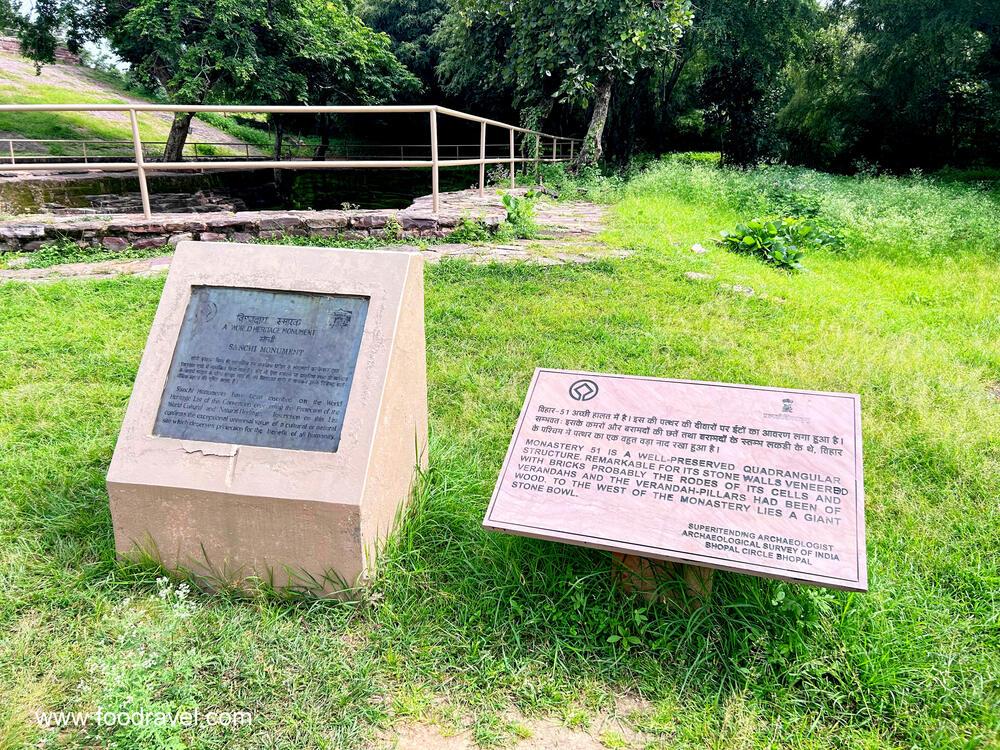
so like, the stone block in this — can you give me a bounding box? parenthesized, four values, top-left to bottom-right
(351, 213, 389, 230)
(258, 216, 305, 232)
(132, 236, 170, 250)
(102, 236, 130, 251)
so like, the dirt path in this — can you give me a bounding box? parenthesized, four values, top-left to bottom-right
(379, 696, 656, 750)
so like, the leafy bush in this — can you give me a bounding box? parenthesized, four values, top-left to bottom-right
(624, 157, 1000, 263)
(719, 217, 839, 270)
(447, 218, 492, 243)
(498, 191, 538, 239)
(769, 186, 822, 218)
(197, 112, 274, 151)
(8, 238, 167, 270)
(537, 162, 629, 203)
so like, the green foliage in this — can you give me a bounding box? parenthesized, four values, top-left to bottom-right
(719, 216, 836, 270)
(102, 0, 416, 106)
(498, 191, 538, 238)
(537, 163, 626, 203)
(382, 215, 404, 240)
(196, 113, 274, 151)
(779, 0, 1000, 171)
(363, 0, 446, 97)
(444, 200, 538, 243)
(5, 239, 167, 270)
(695, 0, 819, 166)
(499, 191, 534, 227)
(621, 155, 1000, 263)
(436, 0, 692, 120)
(446, 218, 493, 243)
(4, 0, 91, 71)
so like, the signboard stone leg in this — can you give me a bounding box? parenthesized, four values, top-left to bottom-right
(612, 553, 713, 608)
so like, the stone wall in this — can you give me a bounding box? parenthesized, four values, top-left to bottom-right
(0, 36, 81, 65)
(0, 190, 511, 253)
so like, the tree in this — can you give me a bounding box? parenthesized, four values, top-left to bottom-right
(437, 0, 692, 165)
(363, 0, 446, 99)
(690, 0, 818, 167)
(779, 0, 1000, 170)
(98, 0, 414, 160)
(8, 0, 415, 161)
(232, 0, 419, 162)
(4, 0, 93, 71)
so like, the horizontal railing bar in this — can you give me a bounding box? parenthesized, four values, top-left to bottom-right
(0, 157, 564, 172)
(5, 153, 560, 163)
(0, 160, 439, 172)
(0, 162, 141, 172)
(2, 139, 532, 147)
(435, 106, 580, 142)
(437, 157, 537, 167)
(3, 139, 245, 145)
(0, 104, 438, 114)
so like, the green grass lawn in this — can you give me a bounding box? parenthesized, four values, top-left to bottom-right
(1, 159, 998, 749)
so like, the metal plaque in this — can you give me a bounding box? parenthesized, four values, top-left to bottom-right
(153, 286, 369, 452)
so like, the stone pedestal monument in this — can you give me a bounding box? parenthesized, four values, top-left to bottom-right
(107, 241, 427, 592)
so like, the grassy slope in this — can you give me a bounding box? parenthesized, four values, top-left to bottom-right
(0, 160, 998, 749)
(0, 53, 246, 157)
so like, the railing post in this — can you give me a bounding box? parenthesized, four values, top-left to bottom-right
(430, 108, 440, 214)
(509, 128, 515, 189)
(534, 133, 540, 184)
(82, 142, 88, 164)
(7, 139, 13, 164)
(570, 139, 574, 162)
(478, 121, 486, 197)
(552, 137, 557, 163)
(128, 108, 152, 219)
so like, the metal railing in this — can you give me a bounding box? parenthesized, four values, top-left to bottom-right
(0, 104, 581, 218)
(2, 138, 256, 161)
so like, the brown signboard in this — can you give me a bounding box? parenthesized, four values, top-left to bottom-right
(484, 369, 867, 590)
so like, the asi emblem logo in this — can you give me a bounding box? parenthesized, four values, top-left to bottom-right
(782, 398, 794, 413)
(569, 379, 599, 402)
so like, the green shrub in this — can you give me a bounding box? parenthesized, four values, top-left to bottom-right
(11, 239, 166, 270)
(382, 216, 403, 240)
(719, 217, 835, 270)
(498, 191, 539, 239)
(537, 163, 626, 203)
(447, 218, 492, 243)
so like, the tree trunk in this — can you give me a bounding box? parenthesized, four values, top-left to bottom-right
(576, 77, 613, 168)
(662, 54, 688, 107)
(272, 114, 285, 161)
(272, 115, 285, 192)
(163, 112, 194, 162)
(314, 114, 330, 160)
